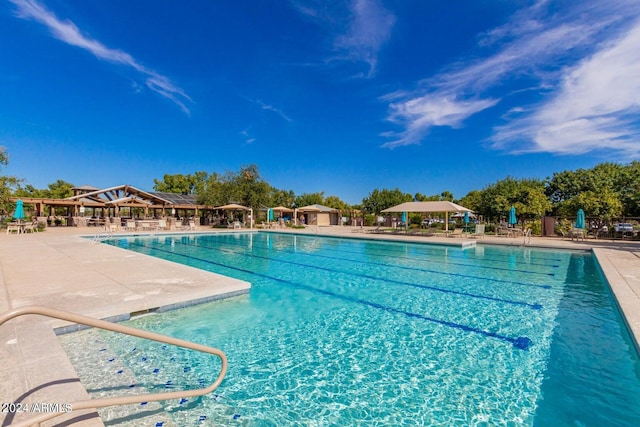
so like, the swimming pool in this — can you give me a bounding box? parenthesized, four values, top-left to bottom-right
(61, 232, 640, 426)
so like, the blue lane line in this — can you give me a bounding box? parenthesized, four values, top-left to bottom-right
(307, 238, 562, 268)
(127, 241, 533, 350)
(174, 239, 544, 310)
(199, 235, 554, 291)
(207, 233, 557, 278)
(265, 231, 564, 263)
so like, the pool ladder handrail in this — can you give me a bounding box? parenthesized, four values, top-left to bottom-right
(0, 305, 228, 427)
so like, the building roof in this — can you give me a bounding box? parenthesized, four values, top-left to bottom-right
(151, 192, 198, 205)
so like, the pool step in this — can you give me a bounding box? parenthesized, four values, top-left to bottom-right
(59, 328, 179, 427)
(461, 241, 477, 250)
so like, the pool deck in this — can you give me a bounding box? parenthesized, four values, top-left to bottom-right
(1, 226, 639, 426)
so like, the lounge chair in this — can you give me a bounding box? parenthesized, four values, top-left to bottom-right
(447, 228, 464, 238)
(422, 227, 436, 236)
(125, 220, 137, 232)
(469, 224, 485, 239)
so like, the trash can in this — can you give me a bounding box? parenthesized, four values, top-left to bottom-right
(542, 217, 556, 236)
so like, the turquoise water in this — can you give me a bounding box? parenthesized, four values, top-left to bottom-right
(92, 232, 640, 426)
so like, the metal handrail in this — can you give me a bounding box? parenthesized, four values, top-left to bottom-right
(0, 305, 228, 427)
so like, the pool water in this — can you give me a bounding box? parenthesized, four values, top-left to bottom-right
(64, 232, 640, 426)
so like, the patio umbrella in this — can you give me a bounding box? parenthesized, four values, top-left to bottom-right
(14, 199, 25, 220)
(464, 211, 469, 224)
(508, 206, 517, 225)
(401, 211, 407, 224)
(268, 208, 274, 221)
(576, 208, 585, 229)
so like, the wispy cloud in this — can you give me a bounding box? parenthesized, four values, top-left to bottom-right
(382, 0, 640, 152)
(240, 128, 256, 144)
(255, 100, 293, 122)
(9, 0, 191, 115)
(491, 20, 640, 157)
(334, 0, 396, 78)
(383, 96, 498, 149)
(291, 0, 395, 78)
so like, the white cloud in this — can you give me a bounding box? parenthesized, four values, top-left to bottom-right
(291, 0, 395, 78)
(491, 20, 640, 157)
(10, 0, 191, 115)
(256, 100, 293, 122)
(334, 0, 396, 77)
(382, 0, 640, 150)
(383, 96, 498, 149)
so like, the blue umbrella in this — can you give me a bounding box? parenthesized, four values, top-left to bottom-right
(401, 211, 407, 224)
(268, 209, 273, 221)
(14, 199, 24, 220)
(508, 206, 517, 225)
(464, 211, 469, 224)
(576, 208, 585, 229)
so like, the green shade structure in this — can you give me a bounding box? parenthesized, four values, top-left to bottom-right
(576, 208, 585, 229)
(14, 199, 24, 220)
(508, 206, 517, 225)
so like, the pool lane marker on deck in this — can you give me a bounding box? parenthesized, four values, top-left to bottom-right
(168, 239, 544, 310)
(126, 241, 534, 350)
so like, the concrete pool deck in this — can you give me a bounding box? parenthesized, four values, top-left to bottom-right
(1, 226, 639, 426)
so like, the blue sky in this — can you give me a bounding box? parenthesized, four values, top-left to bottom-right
(2, 0, 639, 204)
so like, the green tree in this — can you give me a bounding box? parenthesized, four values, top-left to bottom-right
(557, 190, 622, 223)
(414, 192, 441, 202)
(361, 188, 412, 214)
(546, 163, 625, 214)
(268, 188, 295, 208)
(44, 180, 74, 198)
(221, 165, 271, 211)
(458, 190, 482, 213)
(618, 161, 640, 216)
(154, 172, 208, 195)
(198, 172, 224, 206)
(14, 184, 46, 198)
(324, 195, 350, 211)
(294, 192, 325, 207)
(477, 177, 550, 221)
(0, 147, 22, 215)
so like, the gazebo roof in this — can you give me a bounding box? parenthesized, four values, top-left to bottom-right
(381, 201, 471, 213)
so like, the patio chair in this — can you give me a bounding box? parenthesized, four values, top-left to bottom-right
(6, 223, 21, 234)
(188, 220, 196, 230)
(447, 228, 464, 238)
(422, 227, 436, 236)
(469, 224, 485, 239)
(571, 228, 585, 241)
(125, 220, 137, 232)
